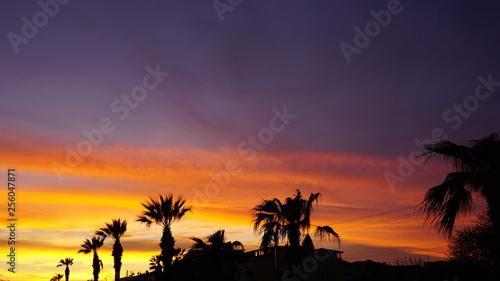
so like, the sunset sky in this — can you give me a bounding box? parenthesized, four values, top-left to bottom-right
(1, 1, 500, 280)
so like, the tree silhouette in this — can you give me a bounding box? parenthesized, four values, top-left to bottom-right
(252, 189, 340, 265)
(419, 133, 500, 240)
(57, 258, 74, 281)
(149, 254, 163, 271)
(190, 229, 244, 281)
(173, 248, 186, 262)
(191, 230, 243, 251)
(447, 210, 499, 266)
(137, 194, 192, 281)
(50, 273, 64, 281)
(79, 236, 105, 281)
(149, 254, 163, 280)
(96, 218, 127, 281)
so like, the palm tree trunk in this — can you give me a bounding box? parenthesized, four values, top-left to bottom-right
(483, 184, 500, 278)
(159, 226, 175, 281)
(485, 190, 500, 255)
(274, 245, 279, 281)
(65, 265, 69, 281)
(288, 228, 302, 266)
(93, 251, 100, 281)
(113, 239, 123, 281)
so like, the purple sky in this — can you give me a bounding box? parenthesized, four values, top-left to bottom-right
(2, 0, 499, 157)
(1, 1, 500, 279)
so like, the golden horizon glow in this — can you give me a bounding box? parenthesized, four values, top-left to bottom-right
(1, 142, 457, 281)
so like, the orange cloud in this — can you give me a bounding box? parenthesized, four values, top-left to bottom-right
(1, 138, 462, 280)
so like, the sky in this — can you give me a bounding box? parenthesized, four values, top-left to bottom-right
(1, 0, 500, 280)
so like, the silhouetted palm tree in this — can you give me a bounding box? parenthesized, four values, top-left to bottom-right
(190, 229, 244, 281)
(419, 133, 500, 238)
(50, 273, 63, 281)
(57, 258, 74, 281)
(79, 236, 105, 281)
(252, 189, 340, 265)
(137, 194, 192, 281)
(447, 210, 499, 266)
(96, 218, 127, 281)
(50, 273, 64, 281)
(149, 254, 163, 272)
(191, 229, 243, 253)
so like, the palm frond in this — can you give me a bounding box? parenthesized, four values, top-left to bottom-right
(419, 172, 475, 236)
(207, 229, 226, 247)
(252, 189, 341, 250)
(96, 218, 127, 240)
(57, 257, 74, 266)
(135, 216, 153, 227)
(149, 254, 163, 270)
(422, 140, 470, 160)
(315, 225, 340, 246)
(78, 236, 105, 254)
(260, 228, 277, 249)
(137, 194, 192, 229)
(190, 237, 209, 250)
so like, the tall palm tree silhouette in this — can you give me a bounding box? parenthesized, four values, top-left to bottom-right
(419, 133, 500, 238)
(252, 189, 340, 265)
(137, 194, 192, 281)
(50, 273, 64, 281)
(190, 229, 244, 281)
(96, 218, 127, 281)
(79, 236, 105, 281)
(57, 258, 74, 281)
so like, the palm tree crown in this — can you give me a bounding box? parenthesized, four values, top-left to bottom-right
(191, 229, 243, 253)
(50, 273, 64, 281)
(419, 133, 500, 236)
(79, 236, 105, 254)
(57, 257, 74, 267)
(96, 218, 127, 240)
(136, 194, 191, 228)
(190, 230, 244, 281)
(252, 189, 340, 250)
